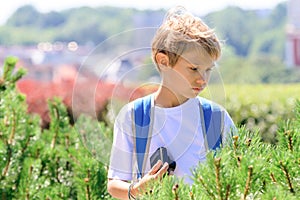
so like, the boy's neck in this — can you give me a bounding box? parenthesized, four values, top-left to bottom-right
(154, 86, 189, 108)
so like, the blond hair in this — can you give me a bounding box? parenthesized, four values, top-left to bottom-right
(151, 6, 221, 67)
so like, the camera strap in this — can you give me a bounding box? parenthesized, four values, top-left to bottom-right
(132, 94, 154, 180)
(198, 97, 224, 151)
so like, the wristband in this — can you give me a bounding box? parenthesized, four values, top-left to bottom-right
(128, 183, 136, 200)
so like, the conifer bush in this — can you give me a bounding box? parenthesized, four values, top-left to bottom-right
(142, 101, 300, 199)
(0, 57, 110, 199)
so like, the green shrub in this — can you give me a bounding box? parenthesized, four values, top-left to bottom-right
(202, 84, 300, 143)
(0, 57, 110, 199)
(141, 101, 300, 199)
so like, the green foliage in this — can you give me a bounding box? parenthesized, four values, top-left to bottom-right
(202, 84, 300, 143)
(1, 5, 139, 45)
(7, 5, 66, 28)
(74, 115, 113, 169)
(226, 84, 299, 143)
(141, 102, 300, 199)
(205, 2, 286, 58)
(6, 5, 41, 27)
(1, 2, 287, 59)
(0, 57, 111, 199)
(0, 57, 39, 199)
(218, 53, 300, 84)
(206, 6, 258, 56)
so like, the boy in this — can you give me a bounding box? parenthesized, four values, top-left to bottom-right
(107, 6, 236, 199)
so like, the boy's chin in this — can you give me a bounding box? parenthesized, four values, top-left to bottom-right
(186, 92, 200, 98)
(193, 90, 202, 96)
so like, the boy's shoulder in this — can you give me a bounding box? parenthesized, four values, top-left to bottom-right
(131, 94, 153, 102)
(130, 94, 154, 109)
(116, 94, 153, 121)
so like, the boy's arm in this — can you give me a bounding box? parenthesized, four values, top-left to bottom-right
(107, 179, 132, 200)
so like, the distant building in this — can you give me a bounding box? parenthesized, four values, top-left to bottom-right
(286, 0, 300, 68)
(101, 59, 136, 82)
(0, 43, 91, 82)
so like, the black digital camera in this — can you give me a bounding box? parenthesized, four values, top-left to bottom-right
(150, 147, 176, 174)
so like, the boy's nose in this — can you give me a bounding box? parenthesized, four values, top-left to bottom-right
(196, 72, 208, 84)
(196, 76, 207, 85)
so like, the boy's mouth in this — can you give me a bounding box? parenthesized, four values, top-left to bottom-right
(192, 87, 201, 92)
(192, 85, 206, 92)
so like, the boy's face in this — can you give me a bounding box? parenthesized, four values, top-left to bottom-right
(162, 49, 215, 99)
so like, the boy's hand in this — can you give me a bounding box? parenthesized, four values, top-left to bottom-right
(131, 160, 168, 197)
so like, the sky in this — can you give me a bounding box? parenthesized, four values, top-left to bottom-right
(0, 0, 286, 25)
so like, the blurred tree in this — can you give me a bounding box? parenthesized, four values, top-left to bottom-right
(6, 5, 41, 27)
(40, 11, 66, 28)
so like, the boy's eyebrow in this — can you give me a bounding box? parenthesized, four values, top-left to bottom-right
(191, 62, 216, 68)
(182, 56, 216, 68)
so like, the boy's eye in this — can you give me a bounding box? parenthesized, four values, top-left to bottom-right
(206, 68, 213, 72)
(190, 67, 213, 72)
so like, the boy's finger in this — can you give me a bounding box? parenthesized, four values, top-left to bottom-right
(156, 162, 168, 178)
(149, 160, 163, 175)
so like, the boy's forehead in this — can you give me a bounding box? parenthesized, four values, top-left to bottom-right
(181, 48, 215, 67)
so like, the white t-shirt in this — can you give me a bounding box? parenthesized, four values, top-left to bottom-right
(108, 96, 235, 184)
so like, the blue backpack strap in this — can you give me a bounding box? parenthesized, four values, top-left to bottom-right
(200, 98, 223, 150)
(133, 94, 153, 179)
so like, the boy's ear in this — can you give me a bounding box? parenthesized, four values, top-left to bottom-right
(156, 52, 169, 70)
